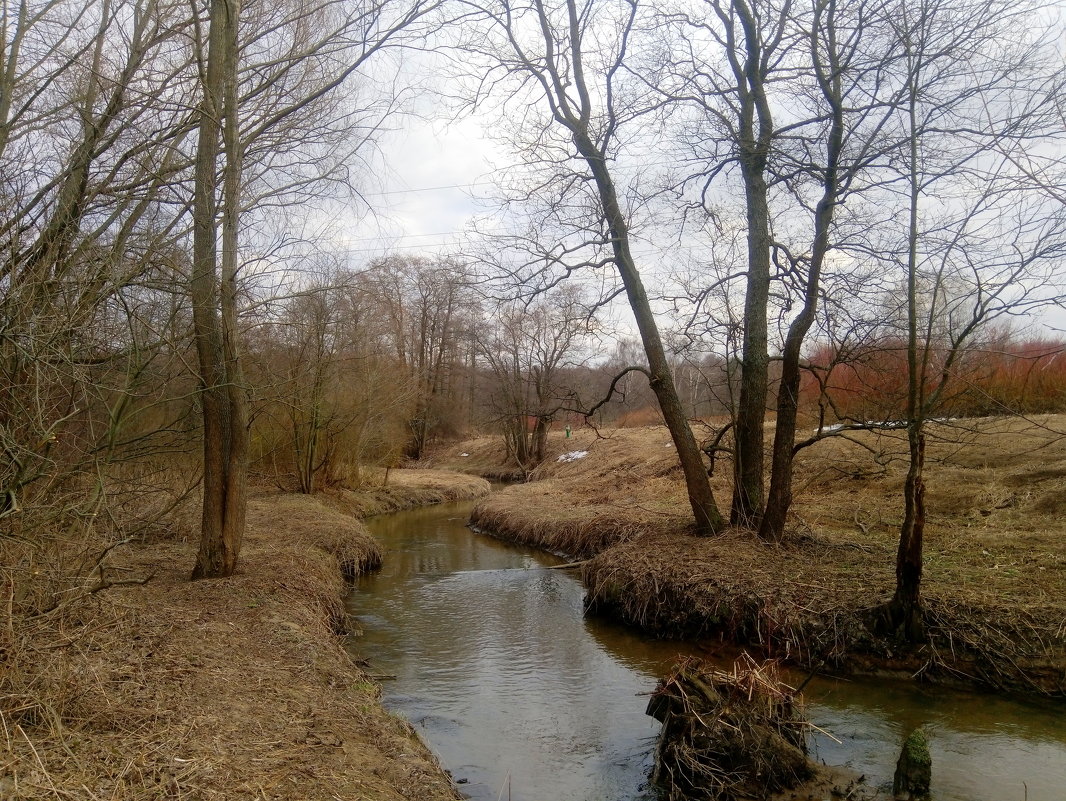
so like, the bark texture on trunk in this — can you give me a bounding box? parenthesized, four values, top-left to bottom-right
(893, 427, 927, 640)
(728, 0, 774, 528)
(577, 134, 725, 535)
(191, 0, 246, 580)
(872, 51, 926, 641)
(871, 428, 927, 642)
(731, 168, 770, 527)
(758, 5, 844, 541)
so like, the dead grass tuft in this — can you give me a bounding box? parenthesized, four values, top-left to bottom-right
(246, 492, 383, 582)
(648, 654, 814, 800)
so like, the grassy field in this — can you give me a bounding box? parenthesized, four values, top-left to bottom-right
(2, 470, 489, 800)
(445, 416, 1066, 694)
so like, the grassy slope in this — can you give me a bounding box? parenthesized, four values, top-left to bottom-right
(448, 419, 1066, 694)
(4, 471, 489, 800)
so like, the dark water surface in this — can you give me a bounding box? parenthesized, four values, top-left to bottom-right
(346, 501, 1066, 801)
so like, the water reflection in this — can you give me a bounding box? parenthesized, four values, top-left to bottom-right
(347, 501, 1066, 801)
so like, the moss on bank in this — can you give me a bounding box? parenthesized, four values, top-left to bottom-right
(2, 470, 486, 800)
(461, 420, 1066, 696)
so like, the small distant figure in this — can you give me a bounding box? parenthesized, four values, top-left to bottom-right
(564, 424, 572, 439)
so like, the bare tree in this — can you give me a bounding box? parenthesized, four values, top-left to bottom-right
(653, 0, 792, 526)
(478, 286, 591, 468)
(245, 268, 419, 492)
(863, 0, 1066, 639)
(1, 0, 201, 556)
(189, 0, 247, 579)
(186, 0, 447, 574)
(759, 0, 904, 540)
(361, 255, 475, 459)
(460, 0, 727, 533)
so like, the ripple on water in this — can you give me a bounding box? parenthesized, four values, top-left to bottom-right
(349, 500, 1066, 801)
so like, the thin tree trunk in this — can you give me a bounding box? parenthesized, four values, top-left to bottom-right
(218, 0, 247, 551)
(576, 133, 725, 535)
(191, 0, 246, 580)
(891, 426, 926, 639)
(760, 8, 845, 539)
(873, 35, 926, 640)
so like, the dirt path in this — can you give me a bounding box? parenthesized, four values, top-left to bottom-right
(3, 472, 489, 800)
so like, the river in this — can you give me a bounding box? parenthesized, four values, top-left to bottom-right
(346, 500, 1066, 801)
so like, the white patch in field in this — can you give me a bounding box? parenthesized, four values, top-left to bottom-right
(557, 451, 589, 463)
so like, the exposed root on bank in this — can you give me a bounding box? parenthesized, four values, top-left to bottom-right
(648, 655, 814, 800)
(582, 530, 1065, 696)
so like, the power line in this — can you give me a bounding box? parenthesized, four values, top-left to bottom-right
(358, 181, 496, 196)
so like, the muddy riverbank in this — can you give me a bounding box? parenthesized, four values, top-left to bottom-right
(4, 471, 488, 800)
(450, 418, 1066, 695)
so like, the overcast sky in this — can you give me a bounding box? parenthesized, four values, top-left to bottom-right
(335, 106, 503, 268)
(324, 45, 1066, 340)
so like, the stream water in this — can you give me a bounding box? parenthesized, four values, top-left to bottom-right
(346, 500, 1066, 801)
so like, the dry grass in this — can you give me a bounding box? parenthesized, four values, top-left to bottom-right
(461, 416, 1066, 695)
(469, 427, 700, 556)
(324, 469, 491, 519)
(648, 655, 813, 801)
(0, 471, 478, 800)
(424, 437, 531, 481)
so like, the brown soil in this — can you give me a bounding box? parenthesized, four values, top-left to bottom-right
(1, 470, 489, 800)
(454, 417, 1066, 695)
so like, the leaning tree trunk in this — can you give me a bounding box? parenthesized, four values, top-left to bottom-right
(576, 132, 725, 535)
(191, 0, 247, 580)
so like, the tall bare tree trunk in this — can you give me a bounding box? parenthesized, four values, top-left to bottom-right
(577, 134, 725, 535)
(728, 0, 776, 528)
(191, 0, 247, 580)
(873, 37, 926, 639)
(760, 1, 845, 540)
(732, 167, 770, 527)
